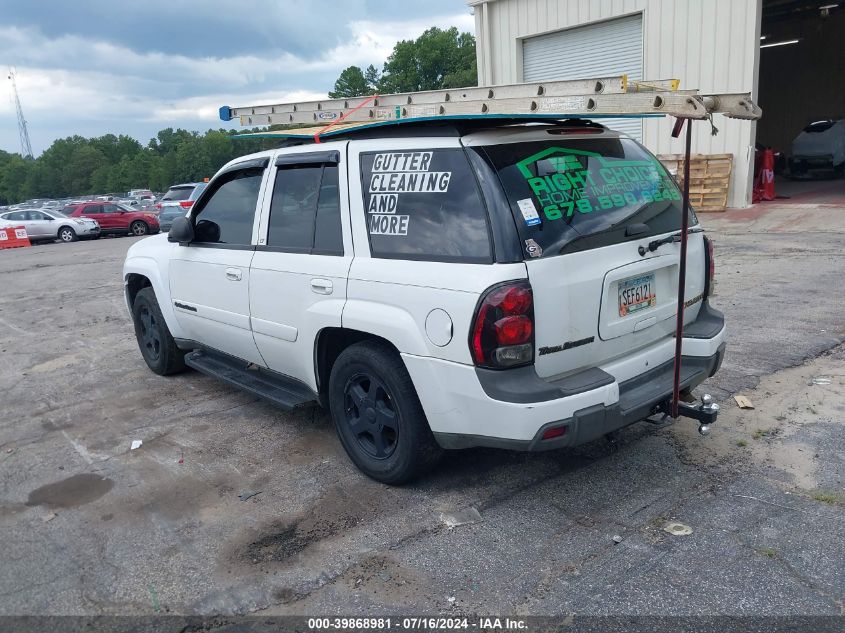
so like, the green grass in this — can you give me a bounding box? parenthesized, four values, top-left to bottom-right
(810, 492, 841, 505)
(757, 547, 778, 559)
(736, 439, 748, 447)
(752, 429, 769, 440)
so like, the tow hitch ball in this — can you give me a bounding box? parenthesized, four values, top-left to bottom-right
(657, 394, 720, 435)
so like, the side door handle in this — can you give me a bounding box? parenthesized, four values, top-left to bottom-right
(225, 267, 242, 281)
(310, 278, 333, 295)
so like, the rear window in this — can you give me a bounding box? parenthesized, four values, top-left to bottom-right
(162, 186, 194, 201)
(472, 138, 695, 259)
(359, 148, 492, 263)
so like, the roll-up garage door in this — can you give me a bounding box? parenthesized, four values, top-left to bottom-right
(523, 14, 644, 140)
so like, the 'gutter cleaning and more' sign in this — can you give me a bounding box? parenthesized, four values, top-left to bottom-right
(366, 151, 452, 236)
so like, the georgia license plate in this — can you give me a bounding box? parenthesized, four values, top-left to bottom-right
(618, 273, 656, 317)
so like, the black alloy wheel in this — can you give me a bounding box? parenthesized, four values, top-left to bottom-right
(343, 373, 399, 459)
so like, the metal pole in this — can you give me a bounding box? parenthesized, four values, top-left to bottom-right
(671, 118, 693, 418)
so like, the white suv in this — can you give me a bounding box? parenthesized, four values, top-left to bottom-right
(123, 120, 725, 484)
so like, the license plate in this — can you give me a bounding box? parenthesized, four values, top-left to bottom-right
(618, 273, 656, 317)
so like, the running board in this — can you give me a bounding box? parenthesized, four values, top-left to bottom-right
(184, 350, 317, 410)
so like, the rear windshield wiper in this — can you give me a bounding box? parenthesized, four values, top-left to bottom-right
(639, 227, 703, 256)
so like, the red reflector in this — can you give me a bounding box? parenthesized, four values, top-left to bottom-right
(541, 426, 567, 440)
(494, 315, 533, 345)
(179, 200, 194, 208)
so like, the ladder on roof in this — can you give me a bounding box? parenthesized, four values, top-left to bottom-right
(219, 74, 761, 129)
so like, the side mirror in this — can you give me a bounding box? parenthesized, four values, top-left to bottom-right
(168, 216, 194, 245)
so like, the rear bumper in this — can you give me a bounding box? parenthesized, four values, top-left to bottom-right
(790, 154, 840, 172)
(403, 303, 726, 451)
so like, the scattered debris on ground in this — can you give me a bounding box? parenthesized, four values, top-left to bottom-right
(440, 507, 483, 528)
(734, 395, 754, 409)
(663, 522, 693, 536)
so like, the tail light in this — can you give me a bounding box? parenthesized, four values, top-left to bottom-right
(703, 236, 715, 297)
(154, 203, 162, 210)
(470, 281, 534, 369)
(179, 200, 194, 208)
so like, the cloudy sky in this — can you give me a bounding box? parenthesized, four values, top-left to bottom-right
(0, 0, 474, 155)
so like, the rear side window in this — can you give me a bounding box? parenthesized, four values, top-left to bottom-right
(192, 169, 263, 246)
(472, 138, 695, 259)
(359, 149, 492, 262)
(267, 163, 343, 255)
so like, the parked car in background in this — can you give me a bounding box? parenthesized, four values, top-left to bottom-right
(63, 201, 159, 237)
(0, 208, 100, 243)
(157, 207, 187, 232)
(156, 183, 207, 214)
(789, 119, 845, 178)
(128, 189, 155, 201)
(156, 184, 207, 231)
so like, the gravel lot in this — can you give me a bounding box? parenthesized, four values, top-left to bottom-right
(1, 185, 843, 618)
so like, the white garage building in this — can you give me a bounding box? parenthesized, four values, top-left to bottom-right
(469, 0, 762, 208)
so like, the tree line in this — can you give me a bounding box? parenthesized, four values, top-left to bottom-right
(0, 26, 477, 205)
(0, 129, 277, 205)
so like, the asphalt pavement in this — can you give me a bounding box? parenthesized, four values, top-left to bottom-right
(0, 185, 843, 619)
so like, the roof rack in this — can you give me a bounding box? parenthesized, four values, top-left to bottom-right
(220, 74, 761, 140)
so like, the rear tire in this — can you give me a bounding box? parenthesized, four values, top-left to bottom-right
(328, 341, 442, 484)
(58, 226, 78, 242)
(132, 287, 186, 375)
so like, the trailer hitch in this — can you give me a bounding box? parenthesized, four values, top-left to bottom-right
(650, 394, 720, 435)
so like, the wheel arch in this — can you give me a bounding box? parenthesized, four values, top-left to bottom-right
(125, 273, 152, 309)
(314, 327, 402, 404)
(123, 255, 185, 340)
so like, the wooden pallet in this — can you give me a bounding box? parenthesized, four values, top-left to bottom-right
(658, 153, 733, 212)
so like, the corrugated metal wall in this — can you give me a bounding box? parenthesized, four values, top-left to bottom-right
(523, 14, 644, 139)
(471, 0, 762, 208)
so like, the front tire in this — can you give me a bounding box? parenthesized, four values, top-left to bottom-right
(328, 341, 442, 484)
(58, 226, 78, 242)
(130, 221, 149, 236)
(132, 287, 186, 375)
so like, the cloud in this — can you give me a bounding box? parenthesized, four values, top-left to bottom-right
(0, 5, 476, 154)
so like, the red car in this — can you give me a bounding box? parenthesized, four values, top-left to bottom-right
(62, 202, 160, 237)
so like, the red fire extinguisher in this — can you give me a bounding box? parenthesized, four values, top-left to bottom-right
(754, 148, 776, 202)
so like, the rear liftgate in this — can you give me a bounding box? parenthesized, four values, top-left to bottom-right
(221, 75, 763, 436)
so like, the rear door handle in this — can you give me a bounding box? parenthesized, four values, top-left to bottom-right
(225, 267, 242, 281)
(311, 278, 333, 294)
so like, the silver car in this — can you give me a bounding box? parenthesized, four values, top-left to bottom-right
(0, 208, 100, 243)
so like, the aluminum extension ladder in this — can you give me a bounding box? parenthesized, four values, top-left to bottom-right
(219, 74, 761, 128)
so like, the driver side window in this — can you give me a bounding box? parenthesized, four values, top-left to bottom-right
(192, 167, 264, 246)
